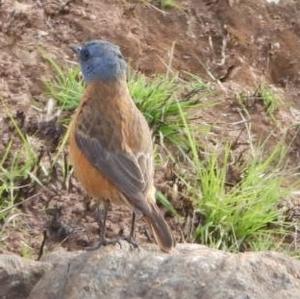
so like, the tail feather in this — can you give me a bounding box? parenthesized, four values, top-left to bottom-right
(144, 203, 175, 252)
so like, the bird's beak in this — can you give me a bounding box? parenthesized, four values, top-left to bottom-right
(70, 45, 82, 55)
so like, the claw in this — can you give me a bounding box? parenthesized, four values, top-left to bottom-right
(86, 204, 138, 251)
(86, 238, 121, 251)
(121, 235, 139, 249)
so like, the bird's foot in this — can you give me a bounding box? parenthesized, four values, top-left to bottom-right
(86, 238, 121, 251)
(119, 235, 139, 249)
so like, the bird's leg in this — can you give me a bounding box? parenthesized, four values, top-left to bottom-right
(129, 211, 136, 239)
(87, 199, 120, 250)
(98, 199, 109, 242)
(121, 211, 138, 248)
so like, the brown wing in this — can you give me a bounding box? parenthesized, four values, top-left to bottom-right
(74, 90, 153, 213)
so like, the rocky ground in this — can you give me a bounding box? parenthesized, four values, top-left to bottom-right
(1, 1, 300, 298)
(0, 0, 300, 257)
(1, 243, 300, 299)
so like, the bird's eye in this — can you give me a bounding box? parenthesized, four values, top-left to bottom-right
(117, 53, 123, 59)
(81, 48, 90, 61)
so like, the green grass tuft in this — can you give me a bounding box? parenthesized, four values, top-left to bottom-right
(194, 145, 288, 251)
(159, 0, 177, 9)
(236, 84, 282, 119)
(0, 115, 38, 221)
(142, 0, 177, 9)
(258, 85, 282, 116)
(156, 190, 178, 216)
(128, 72, 203, 147)
(44, 57, 84, 111)
(178, 102, 291, 252)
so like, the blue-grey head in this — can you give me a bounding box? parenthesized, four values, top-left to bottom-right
(71, 40, 127, 82)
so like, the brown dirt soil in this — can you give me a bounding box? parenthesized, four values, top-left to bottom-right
(0, 0, 300, 257)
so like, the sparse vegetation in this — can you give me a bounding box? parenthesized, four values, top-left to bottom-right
(194, 145, 289, 251)
(44, 57, 84, 111)
(236, 85, 282, 119)
(0, 114, 38, 221)
(0, 56, 298, 258)
(178, 103, 293, 252)
(0, 59, 298, 255)
(142, 0, 177, 9)
(158, 0, 177, 9)
(258, 85, 282, 117)
(1, 58, 298, 258)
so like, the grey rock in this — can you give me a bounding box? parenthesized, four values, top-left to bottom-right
(1, 244, 300, 299)
(0, 254, 50, 299)
(26, 243, 300, 299)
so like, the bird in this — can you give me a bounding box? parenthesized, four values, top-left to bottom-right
(69, 40, 175, 252)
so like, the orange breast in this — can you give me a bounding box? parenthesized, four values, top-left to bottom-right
(69, 121, 123, 204)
